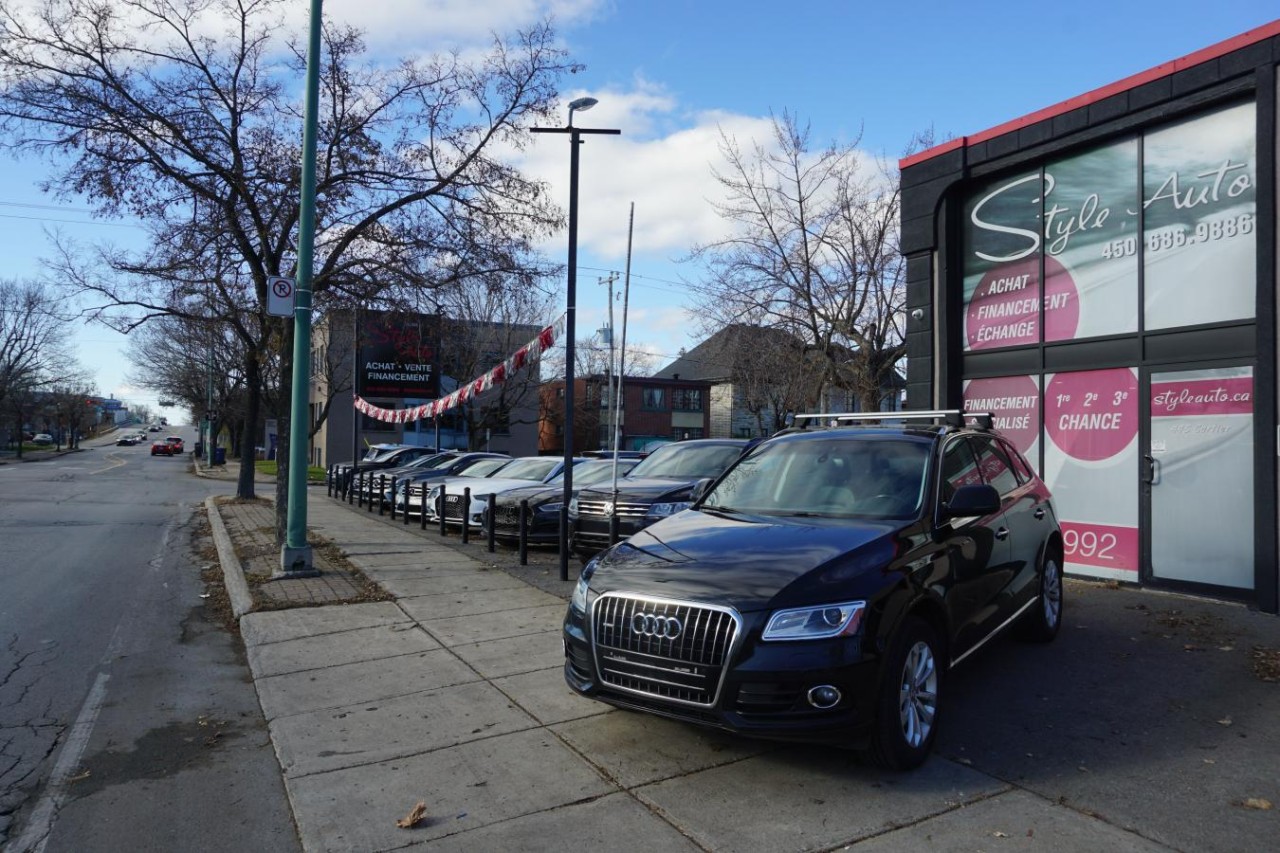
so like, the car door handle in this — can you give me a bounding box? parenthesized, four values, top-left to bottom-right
(994, 527, 1010, 541)
(1033, 508, 1045, 520)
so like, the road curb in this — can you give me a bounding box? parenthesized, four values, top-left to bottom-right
(205, 496, 255, 619)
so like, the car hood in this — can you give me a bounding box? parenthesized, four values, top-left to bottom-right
(587, 508, 905, 613)
(578, 477, 700, 502)
(434, 476, 543, 498)
(495, 484, 559, 505)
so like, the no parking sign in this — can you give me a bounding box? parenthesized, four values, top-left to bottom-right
(267, 275, 295, 317)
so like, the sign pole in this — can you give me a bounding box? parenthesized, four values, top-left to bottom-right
(278, 0, 323, 578)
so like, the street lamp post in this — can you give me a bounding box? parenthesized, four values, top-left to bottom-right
(533, 97, 619, 580)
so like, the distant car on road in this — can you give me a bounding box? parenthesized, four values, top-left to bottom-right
(165, 435, 185, 453)
(151, 441, 176, 456)
(116, 435, 139, 446)
(31, 433, 53, 446)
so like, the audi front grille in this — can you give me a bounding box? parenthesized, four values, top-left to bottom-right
(590, 593, 740, 708)
(577, 498, 649, 519)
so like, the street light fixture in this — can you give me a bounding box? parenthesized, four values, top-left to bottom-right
(532, 98, 620, 580)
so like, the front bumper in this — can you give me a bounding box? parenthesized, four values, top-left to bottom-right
(562, 602, 879, 745)
(570, 514, 650, 552)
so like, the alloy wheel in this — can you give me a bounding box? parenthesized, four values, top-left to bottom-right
(898, 640, 938, 748)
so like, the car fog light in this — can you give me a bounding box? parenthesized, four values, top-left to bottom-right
(807, 684, 842, 710)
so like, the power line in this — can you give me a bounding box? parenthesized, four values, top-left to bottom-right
(0, 212, 143, 229)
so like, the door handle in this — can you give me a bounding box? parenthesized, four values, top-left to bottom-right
(1142, 454, 1162, 486)
(994, 527, 1010, 541)
(1033, 508, 1046, 520)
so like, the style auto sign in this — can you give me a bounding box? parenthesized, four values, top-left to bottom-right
(965, 153, 1253, 350)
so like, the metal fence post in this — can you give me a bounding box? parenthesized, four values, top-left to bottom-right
(419, 486, 427, 530)
(390, 476, 398, 521)
(378, 475, 386, 515)
(460, 488, 471, 545)
(519, 499, 529, 566)
(358, 471, 366, 508)
(438, 485, 447, 536)
(485, 500, 495, 552)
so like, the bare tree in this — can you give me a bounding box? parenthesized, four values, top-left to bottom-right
(685, 111, 908, 411)
(0, 0, 574, 502)
(0, 279, 81, 453)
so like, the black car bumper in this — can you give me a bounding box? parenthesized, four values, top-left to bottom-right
(562, 605, 879, 745)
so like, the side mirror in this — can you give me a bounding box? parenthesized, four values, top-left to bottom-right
(943, 483, 1001, 519)
(690, 477, 714, 503)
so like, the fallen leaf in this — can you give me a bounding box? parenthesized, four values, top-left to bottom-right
(992, 831, 1009, 838)
(1243, 798, 1273, 811)
(1203, 759, 1216, 765)
(396, 802, 428, 829)
(1217, 717, 1233, 727)
(68, 770, 91, 783)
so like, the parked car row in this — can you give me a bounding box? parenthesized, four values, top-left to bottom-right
(327, 412, 1063, 771)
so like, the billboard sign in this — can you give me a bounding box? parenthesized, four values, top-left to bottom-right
(355, 313, 439, 399)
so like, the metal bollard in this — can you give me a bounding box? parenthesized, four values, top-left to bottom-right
(358, 471, 366, 508)
(326, 464, 333, 497)
(401, 479, 409, 525)
(486, 502, 495, 553)
(438, 485, 447, 536)
(347, 469, 355, 504)
(461, 488, 471, 545)
(518, 500, 529, 565)
(419, 486, 427, 529)
(390, 477, 398, 521)
(378, 475, 386, 516)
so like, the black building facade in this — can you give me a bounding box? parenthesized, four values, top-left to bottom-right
(900, 21, 1280, 612)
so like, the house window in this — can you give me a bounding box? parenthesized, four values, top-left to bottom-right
(671, 388, 702, 411)
(675, 428, 704, 440)
(642, 387, 666, 410)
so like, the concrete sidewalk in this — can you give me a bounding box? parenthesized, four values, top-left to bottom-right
(210, 491, 1280, 852)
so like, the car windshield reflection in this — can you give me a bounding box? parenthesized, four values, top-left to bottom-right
(702, 437, 930, 519)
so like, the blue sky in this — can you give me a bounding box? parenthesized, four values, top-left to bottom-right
(0, 0, 1274, 419)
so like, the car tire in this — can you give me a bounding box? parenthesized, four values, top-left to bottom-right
(865, 615, 943, 772)
(1018, 550, 1063, 643)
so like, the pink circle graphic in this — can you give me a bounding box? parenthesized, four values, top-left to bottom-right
(962, 375, 1039, 454)
(1045, 368, 1138, 461)
(966, 256, 1079, 349)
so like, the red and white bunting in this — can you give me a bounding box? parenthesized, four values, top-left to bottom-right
(352, 314, 565, 424)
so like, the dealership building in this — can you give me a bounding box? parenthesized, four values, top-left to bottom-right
(900, 21, 1280, 612)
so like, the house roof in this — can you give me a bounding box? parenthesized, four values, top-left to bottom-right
(653, 325, 805, 382)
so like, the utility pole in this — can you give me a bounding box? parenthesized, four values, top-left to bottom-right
(599, 272, 618, 451)
(279, 0, 323, 578)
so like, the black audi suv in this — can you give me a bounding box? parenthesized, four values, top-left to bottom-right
(562, 412, 1063, 770)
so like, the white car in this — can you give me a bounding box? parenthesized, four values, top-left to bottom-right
(31, 433, 53, 445)
(424, 456, 583, 527)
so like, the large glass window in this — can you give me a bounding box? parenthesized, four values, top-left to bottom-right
(1143, 101, 1256, 330)
(1042, 367, 1139, 580)
(962, 171, 1042, 351)
(962, 375, 1041, 468)
(1043, 137, 1139, 340)
(671, 388, 703, 411)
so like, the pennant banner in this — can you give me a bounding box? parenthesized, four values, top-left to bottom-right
(353, 314, 566, 424)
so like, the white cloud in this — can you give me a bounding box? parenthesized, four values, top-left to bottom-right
(514, 83, 778, 264)
(307, 0, 605, 49)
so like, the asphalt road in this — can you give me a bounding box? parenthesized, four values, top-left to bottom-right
(0, 432, 300, 852)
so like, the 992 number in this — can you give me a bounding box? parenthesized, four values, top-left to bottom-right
(1063, 527, 1117, 560)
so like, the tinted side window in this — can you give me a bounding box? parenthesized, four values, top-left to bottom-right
(999, 439, 1037, 482)
(940, 438, 982, 505)
(971, 437, 1020, 497)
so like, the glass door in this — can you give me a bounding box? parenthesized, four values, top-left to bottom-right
(1145, 365, 1254, 589)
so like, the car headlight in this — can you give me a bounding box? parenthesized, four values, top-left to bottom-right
(646, 501, 691, 519)
(568, 497, 579, 517)
(538, 501, 562, 515)
(762, 601, 866, 641)
(571, 558, 598, 612)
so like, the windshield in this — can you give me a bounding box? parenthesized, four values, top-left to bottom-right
(455, 457, 510, 478)
(550, 458, 638, 487)
(628, 443, 743, 480)
(401, 452, 453, 470)
(702, 436, 930, 519)
(488, 457, 561, 482)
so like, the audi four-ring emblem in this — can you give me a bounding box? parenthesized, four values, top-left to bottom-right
(632, 612, 683, 639)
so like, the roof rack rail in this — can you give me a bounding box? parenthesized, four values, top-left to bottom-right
(791, 410, 994, 429)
